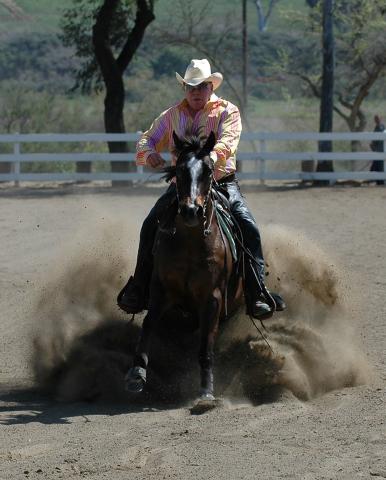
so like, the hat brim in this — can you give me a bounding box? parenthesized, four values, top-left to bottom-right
(176, 71, 223, 91)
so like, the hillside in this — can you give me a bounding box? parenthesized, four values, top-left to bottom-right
(0, 0, 310, 97)
(1, 1, 385, 136)
(0, 0, 307, 35)
(0, 0, 71, 35)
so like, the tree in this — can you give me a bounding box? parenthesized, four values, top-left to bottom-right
(253, 0, 280, 32)
(317, 0, 334, 177)
(287, 1, 386, 136)
(0, 0, 29, 20)
(154, 1, 247, 114)
(242, 0, 248, 108)
(332, 1, 386, 135)
(61, 0, 155, 182)
(154, 0, 269, 169)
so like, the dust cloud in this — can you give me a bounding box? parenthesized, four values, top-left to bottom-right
(31, 213, 370, 405)
(31, 214, 137, 402)
(236, 225, 371, 401)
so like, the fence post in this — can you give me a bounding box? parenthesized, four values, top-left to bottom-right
(13, 134, 20, 187)
(383, 139, 386, 186)
(136, 164, 144, 184)
(259, 138, 266, 185)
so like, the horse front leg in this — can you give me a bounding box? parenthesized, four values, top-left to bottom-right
(198, 288, 222, 401)
(125, 279, 164, 394)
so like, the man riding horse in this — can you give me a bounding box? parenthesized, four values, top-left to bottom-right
(118, 59, 285, 319)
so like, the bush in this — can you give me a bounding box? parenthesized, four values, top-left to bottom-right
(0, 32, 76, 93)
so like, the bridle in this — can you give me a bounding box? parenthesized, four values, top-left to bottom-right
(175, 152, 215, 237)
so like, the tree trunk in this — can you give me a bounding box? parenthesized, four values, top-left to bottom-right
(92, 0, 154, 186)
(316, 0, 334, 184)
(242, 0, 248, 113)
(255, 0, 279, 32)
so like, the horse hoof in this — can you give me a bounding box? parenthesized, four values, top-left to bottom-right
(200, 392, 215, 401)
(125, 366, 146, 394)
(190, 395, 219, 415)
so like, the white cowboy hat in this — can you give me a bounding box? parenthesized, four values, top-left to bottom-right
(176, 59, 223, 90)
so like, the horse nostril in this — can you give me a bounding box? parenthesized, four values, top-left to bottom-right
(196, 204, 204, 215)
(180, 203, 199, 222)
(186, 204, 198, 217)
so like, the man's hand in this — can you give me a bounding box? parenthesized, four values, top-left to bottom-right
(147, 153, 166, 169)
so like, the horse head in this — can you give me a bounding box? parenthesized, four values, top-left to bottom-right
(167, 131, 216, 227)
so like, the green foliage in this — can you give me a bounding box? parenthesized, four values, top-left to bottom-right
(60, 0, 136, 92)
(2, 0, 386, 139)
(124, 72, 182, 131)
(0, 0, 313, 103)
(0, 83, 106, 173)
(0, 82, 104, 135)
(0, 32, 76, 92)
(279, 0, 386, 80)
(150, 48, 187, 78)
(278, 0, 386, 131)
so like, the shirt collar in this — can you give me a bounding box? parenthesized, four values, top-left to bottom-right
(178, 93, 220, 112)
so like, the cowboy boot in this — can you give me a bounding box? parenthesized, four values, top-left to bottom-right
(245, 288, 275, 320)
(117, 275, 148, 314)
(117, 216, 156, 314)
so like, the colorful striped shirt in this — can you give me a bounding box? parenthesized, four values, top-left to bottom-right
(136, 94, 242, 180)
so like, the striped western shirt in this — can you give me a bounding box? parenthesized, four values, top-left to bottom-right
(136, 94, 242, 180)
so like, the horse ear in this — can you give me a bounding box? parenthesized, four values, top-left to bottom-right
(200, 131, 216, 157)
(173, 131, 184, 152)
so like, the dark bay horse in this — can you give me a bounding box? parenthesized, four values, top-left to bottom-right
(126, 131, 243, 405)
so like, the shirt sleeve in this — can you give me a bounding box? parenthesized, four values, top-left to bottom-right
(136, 110, 170, 166)
(209, 105, 242, 169)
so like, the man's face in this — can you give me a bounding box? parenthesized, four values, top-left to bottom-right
(184, 82, 213, 111)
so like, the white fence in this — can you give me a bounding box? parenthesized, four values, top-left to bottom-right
(0, 131, 385, 184)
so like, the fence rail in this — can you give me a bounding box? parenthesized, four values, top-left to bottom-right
(0, 132, 385, 184)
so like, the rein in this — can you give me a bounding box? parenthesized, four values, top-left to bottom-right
(203, 175, 214, 236)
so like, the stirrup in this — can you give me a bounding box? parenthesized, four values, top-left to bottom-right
(269, 292, 286, 311)
(246, 299, 273, 320)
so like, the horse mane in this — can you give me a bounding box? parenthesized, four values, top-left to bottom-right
(162, 135, 204, 182)
(162, 165, 177, 183)
(173, 135, 202, 158)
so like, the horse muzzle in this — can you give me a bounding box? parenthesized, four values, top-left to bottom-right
(179, 203, 201, 227)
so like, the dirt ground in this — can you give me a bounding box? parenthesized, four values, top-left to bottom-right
(0, 183, 385, 480)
